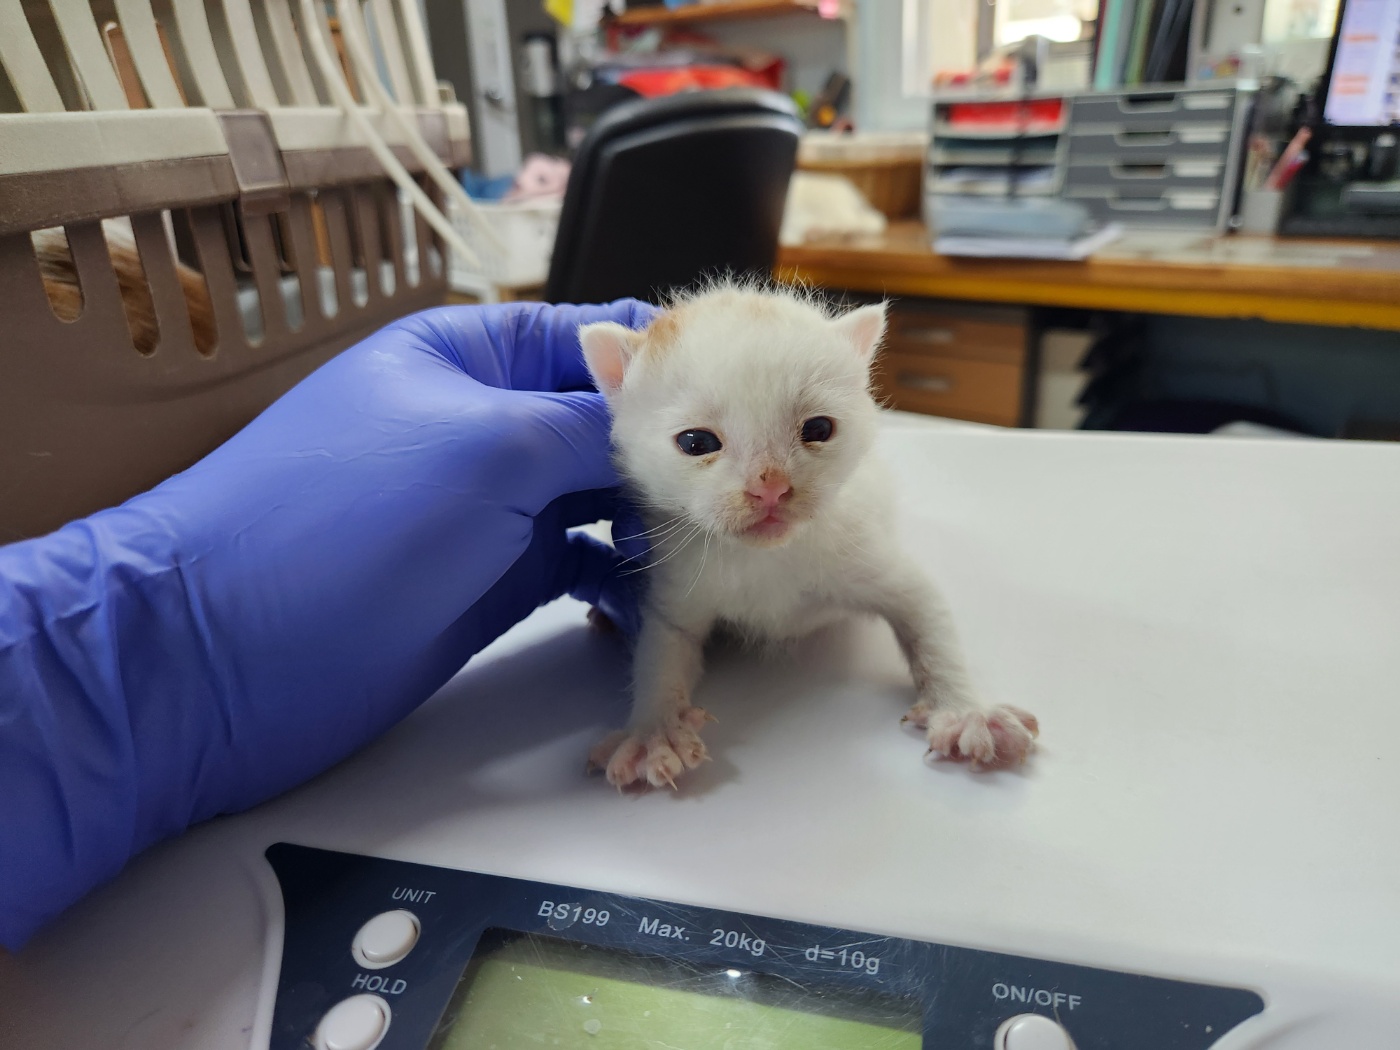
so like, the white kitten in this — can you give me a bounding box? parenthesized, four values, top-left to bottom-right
(579, 283, 1038, 790)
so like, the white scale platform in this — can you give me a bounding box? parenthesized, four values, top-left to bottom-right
(2, 421, 1397, 1048)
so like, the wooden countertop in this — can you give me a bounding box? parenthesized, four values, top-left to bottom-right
(778, 220, 1400, 332)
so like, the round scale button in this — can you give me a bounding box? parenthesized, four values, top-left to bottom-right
(995, 1013, 1077, 1050)
(315, 994, 390, 1050)
(352, 909, 420, 969)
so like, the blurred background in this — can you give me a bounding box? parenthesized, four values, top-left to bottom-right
(3, 0, 1399, 540)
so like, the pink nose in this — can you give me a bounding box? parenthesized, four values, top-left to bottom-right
(745, 473, 792, 511)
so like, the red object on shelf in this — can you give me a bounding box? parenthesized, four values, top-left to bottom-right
(944, 98, 1065, 129)
(602, 24, 785, 91)
(614, 64, 771, 97)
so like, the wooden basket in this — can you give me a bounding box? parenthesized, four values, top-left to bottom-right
(796, 157, 923, 219)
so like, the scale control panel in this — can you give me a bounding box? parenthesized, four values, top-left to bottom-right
(265, 844, 1264, 1050)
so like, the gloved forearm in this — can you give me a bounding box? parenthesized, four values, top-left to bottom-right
(0, 300, 655, 950)
(1, 514, 199, 946)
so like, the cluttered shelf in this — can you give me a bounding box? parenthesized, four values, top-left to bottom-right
(777, 220, 1400, 332)
(609, 0, 825, 27)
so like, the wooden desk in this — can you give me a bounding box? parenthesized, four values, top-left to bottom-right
(779, 220, 1400, 333)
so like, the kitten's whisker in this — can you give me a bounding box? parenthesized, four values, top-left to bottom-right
(836, 535, 876, 569)
(620, 521, 704, 576)
(650, 523, 704, 567)
(613, 516, 693, 566)
(684, 529, 713, 599)
(651, 522, 705, 566)
(834, 528, 872, 556)
(613, 515, 685, 544)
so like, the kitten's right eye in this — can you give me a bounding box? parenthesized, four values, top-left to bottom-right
(676, 429, 723, 456)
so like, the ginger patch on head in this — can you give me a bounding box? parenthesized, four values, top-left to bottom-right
(738, 295, 780, 320)
(644, 310, 681, 355)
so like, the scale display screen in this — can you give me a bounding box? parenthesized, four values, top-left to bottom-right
(430, 929, 922, 1050)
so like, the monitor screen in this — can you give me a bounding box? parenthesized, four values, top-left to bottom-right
(1324, 0, 1400, 125)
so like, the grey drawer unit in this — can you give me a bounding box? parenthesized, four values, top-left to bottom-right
(1066, 155, 1227, 190)
(1067, 189, 1222, 227)
(1067, 124, 1233, 157)
(1062, 84, 1249, 230)
(1069, 88, 1238, 131)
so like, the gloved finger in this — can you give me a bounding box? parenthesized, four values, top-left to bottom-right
(424, 515, 639, 686)
(550, 488, 621, 531)
(587, 552, 645, 644)
(556, 531, 627, 607)
(609, 502, 653, 566)
(557, 532, 644, 643)
(513, 299, 660, 391)
(393, 299, 659, 392)
(471, 390, 619, 515)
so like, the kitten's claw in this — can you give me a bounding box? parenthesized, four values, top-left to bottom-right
(586, 730, 630, 775)
(588, 708, 712, 791)
(916, 704, 1039, 770)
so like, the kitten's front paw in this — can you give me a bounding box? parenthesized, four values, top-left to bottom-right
(910, 704, 1039, 770)
(587, 707, 713, 791)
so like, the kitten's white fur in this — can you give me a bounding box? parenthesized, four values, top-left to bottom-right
(580, 283, 1038, 790)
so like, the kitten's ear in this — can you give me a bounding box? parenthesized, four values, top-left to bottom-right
(579, 322, 642, 396)
(831, 302, 888, 362)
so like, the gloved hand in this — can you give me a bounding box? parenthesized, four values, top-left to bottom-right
(0, 300, 655, 950)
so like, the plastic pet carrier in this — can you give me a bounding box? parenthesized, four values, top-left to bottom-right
(0, 0, 487, 541)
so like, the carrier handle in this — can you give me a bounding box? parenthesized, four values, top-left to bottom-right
(296, 0, 489, 271)
(332, 0, 504, 254)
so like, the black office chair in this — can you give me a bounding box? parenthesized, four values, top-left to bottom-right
(544, 88, 804, 305)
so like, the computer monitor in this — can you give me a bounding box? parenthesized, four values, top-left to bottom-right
(1320, 0, 1400, 126)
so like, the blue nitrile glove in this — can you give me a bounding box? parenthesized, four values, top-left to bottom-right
(0, 300, 655, 950)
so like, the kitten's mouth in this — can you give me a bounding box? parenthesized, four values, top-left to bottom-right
(741, 512, 792, 542)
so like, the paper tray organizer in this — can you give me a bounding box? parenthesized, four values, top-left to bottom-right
(0, 0, 471, 542)
(1061, 85, 1250, 230)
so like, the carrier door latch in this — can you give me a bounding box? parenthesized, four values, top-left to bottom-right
(215, 110, 291, 217)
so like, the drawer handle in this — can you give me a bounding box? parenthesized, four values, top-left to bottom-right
(1107, 196, 1169, 211)
(1111, 162, 1168, 178)
(1116, 130, 1174, 147)
(896, 326, 956, 345)
(1182, 92, 1231, 110)
(897, 371, 954, 392)
(1178, 126, 1228, 144)
(1167, 193, 1219, 210)
(1172, 159, 1222, 178)
(1118, 92, 1178, 113)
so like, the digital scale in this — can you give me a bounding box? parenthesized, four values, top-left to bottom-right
(267, 844, 1262, 1050)
(2, 423, 1398, 1050)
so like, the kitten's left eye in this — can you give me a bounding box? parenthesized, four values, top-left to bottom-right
(801, 416, 835, 443)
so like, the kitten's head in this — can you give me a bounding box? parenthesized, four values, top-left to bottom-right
(580, 283, 886, 548)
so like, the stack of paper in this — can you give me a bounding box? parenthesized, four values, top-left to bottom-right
(930, 197, 1123, 260)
